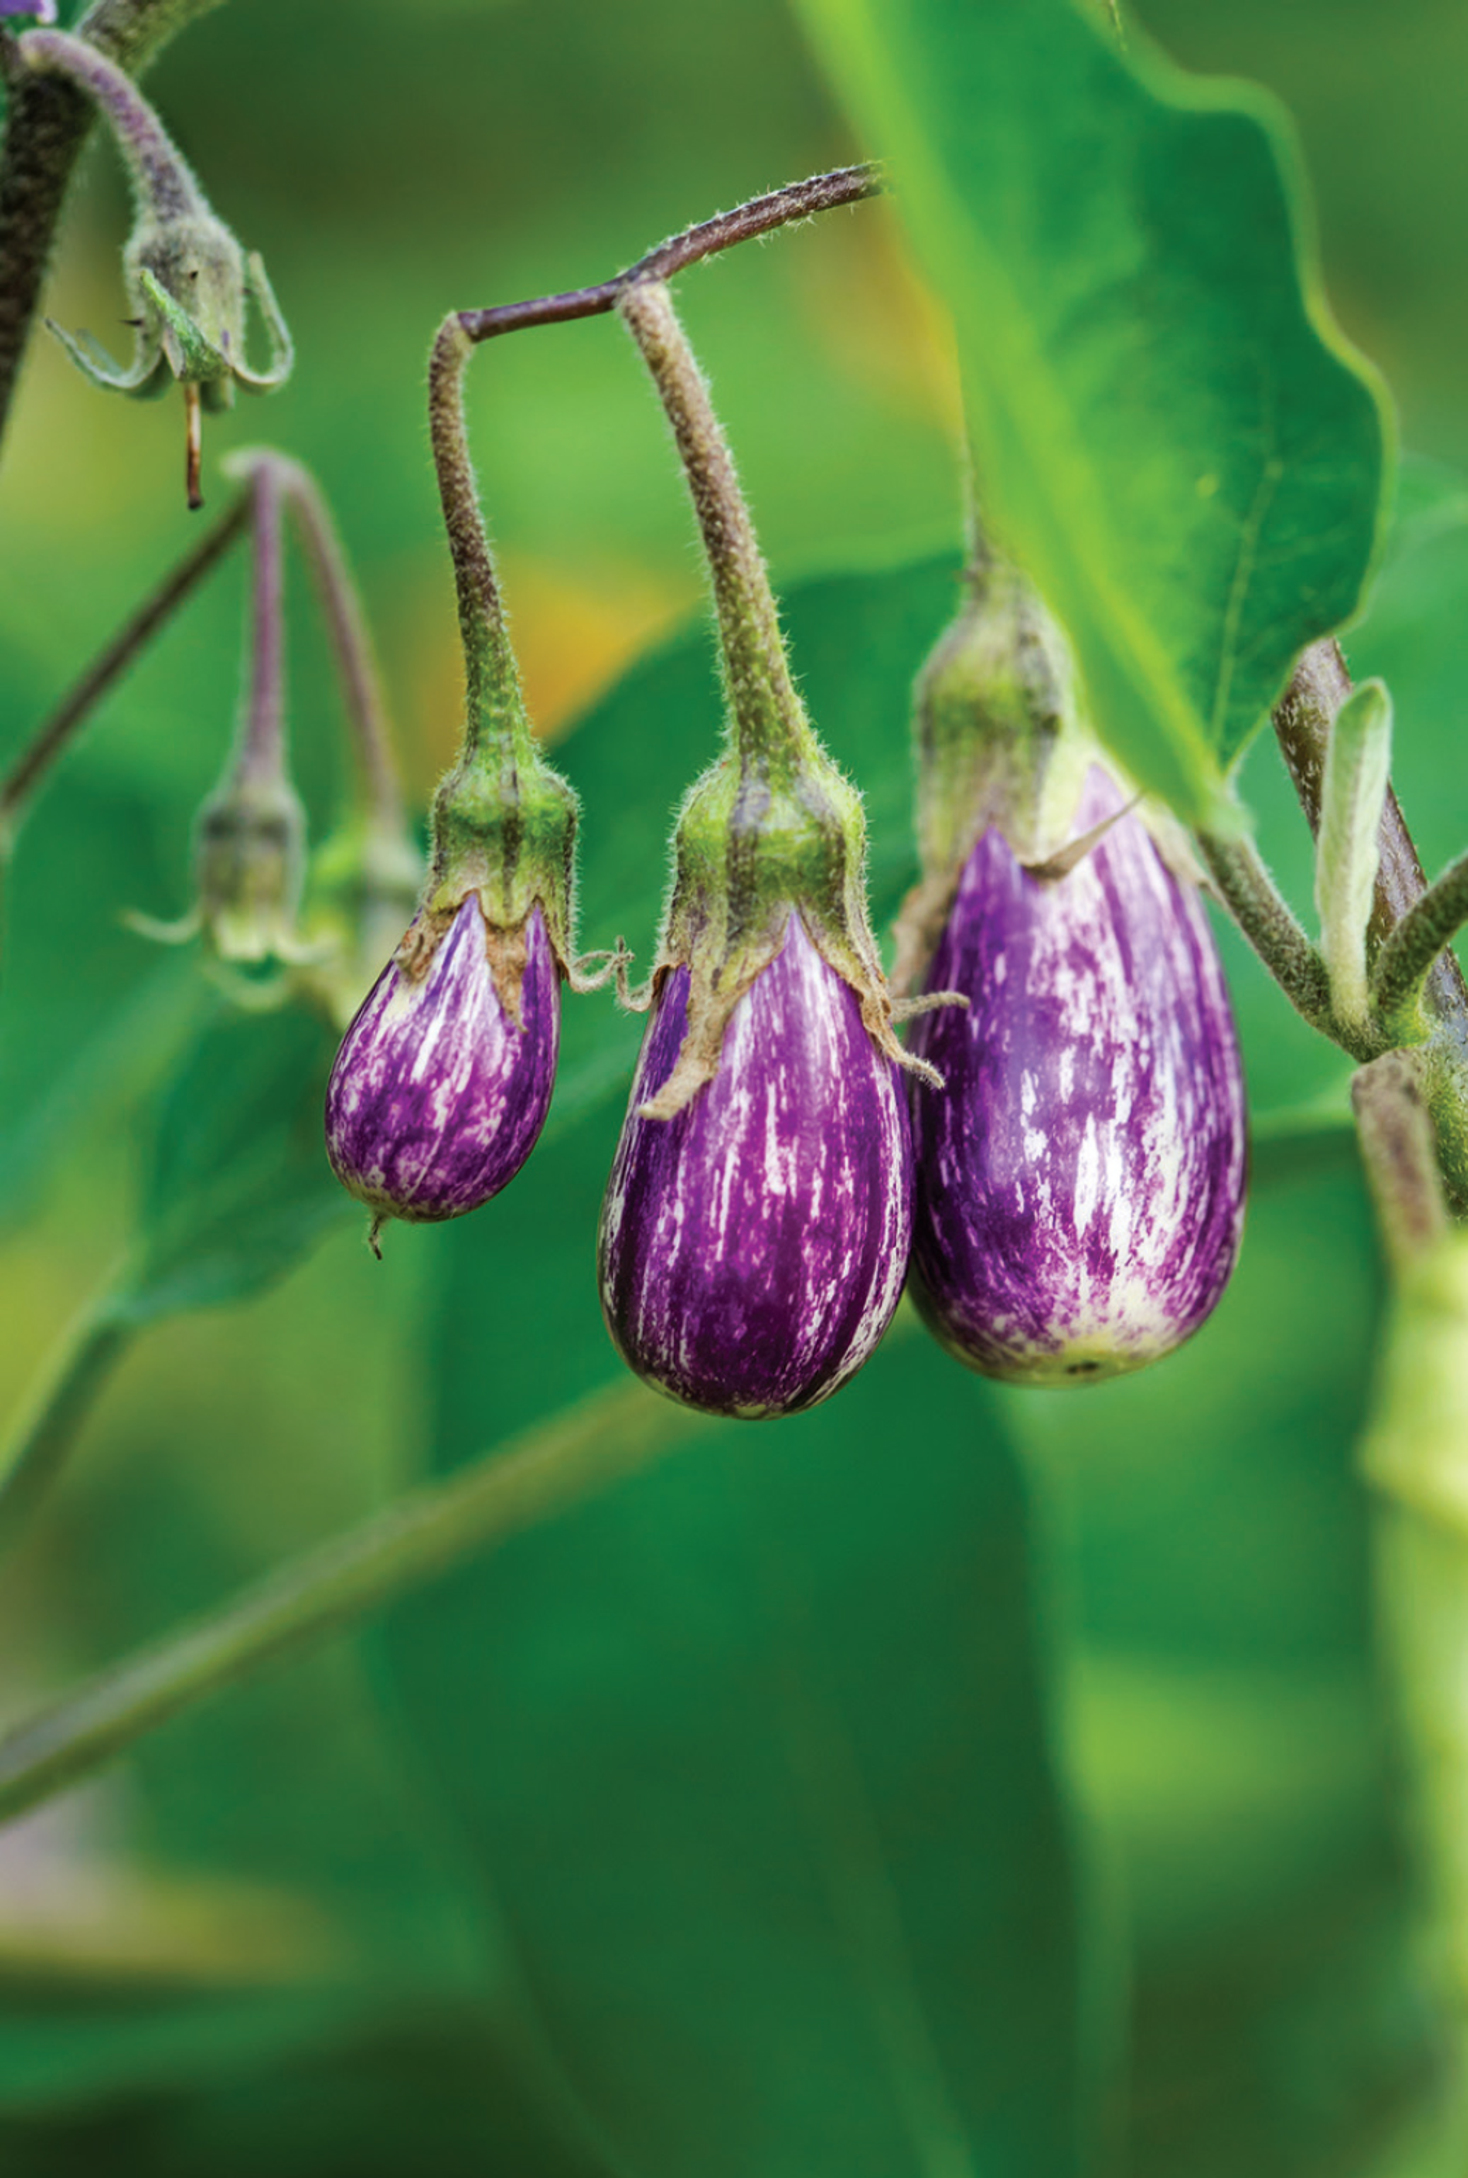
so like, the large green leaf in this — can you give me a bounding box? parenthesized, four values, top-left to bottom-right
(795, 0, 1390, 821)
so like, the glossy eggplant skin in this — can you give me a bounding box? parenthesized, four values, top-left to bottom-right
(599, 913, 912, 1418)
(325, 893, 558, 1225)
(908, 768, 1246, 1385)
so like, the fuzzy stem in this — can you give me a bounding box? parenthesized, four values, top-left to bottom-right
(1194, 826, 1337, 1035)
(1351, 1051, 1450, 1277)
(278, 463, 404, 841)
(0, 1378, 706, 1827)
(0, 1301, 134, 1565)
(0, 488, 247, 848)
(1372, 858, 1468, 1032)
(0, 0, 227, 451)
(457, 165, 880, 345)
(236, 457, 287, 783)
(15, 25, 200, 216)
(426, 313, 532, 781)
(620, 278, 814, 781)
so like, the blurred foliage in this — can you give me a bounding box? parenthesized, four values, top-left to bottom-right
(0, 0, 1464, 2172)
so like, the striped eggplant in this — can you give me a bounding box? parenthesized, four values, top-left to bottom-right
(906, 764, 1247, 1384)
(326, 894, 558, 1236)
(600, 912, 911, 1418)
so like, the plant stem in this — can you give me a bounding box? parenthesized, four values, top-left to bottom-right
(0, 0, 227, 449)
(277, 460, 404, 841)
(16, 25, 201, 218)
(237, 456, 286, 782)
(0, 1298, 134, 1564)
(1274, 639, 1468, 1029)
(0, 1377, 706, 1828)
(1351, 1050, 1449, 1277)
(1193, 825, 1336, 1034)
(620, 277, 814, 779)
(0, 488, 248, 849)
(426, 312, 532, 776)
(1373, 856, 1468, 1031)
(457, 165, 880, 346)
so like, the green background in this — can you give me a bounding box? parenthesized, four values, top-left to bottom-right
(0, 0, 1464, 2170)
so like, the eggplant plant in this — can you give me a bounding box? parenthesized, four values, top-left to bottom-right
(0, 1, 1465, 2175)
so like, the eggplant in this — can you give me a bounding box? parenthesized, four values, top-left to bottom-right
(907, 767, 1247, 1384)
(599, 913, 912, 1418)
(325, 894, 558, 1235)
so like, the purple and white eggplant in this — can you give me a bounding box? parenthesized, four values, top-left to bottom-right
(326, 893, 559, 1232)
(906, 765, 1247, 1383)
(600, 913, 911, 1418)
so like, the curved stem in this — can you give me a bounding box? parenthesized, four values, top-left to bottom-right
(619, 278, 813, 779)
(237, 457, 287, 783)
(1373, 855, 1468, 1031)
(0, 488, 248, 848)
(279, 463, 404, 840)
(1194, 825, 1336, 1035)
(0, 0, 227, 443)
(458, 164, 880, 346)
(427, 312, 531, 777)
(0, 1377, 706, 1827)
(16, 25, 200, 217)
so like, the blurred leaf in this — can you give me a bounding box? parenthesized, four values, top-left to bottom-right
(795, 0, 1390, 821)
(1005, 1160, 1428, 2176)
(115, 999, 357, 1327)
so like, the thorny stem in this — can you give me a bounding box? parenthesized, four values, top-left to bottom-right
(457, 165, 880, 346)
(619, 278, 815, 780)
(0, 0, 227, 449)
(0, 1377, 707, 1826)
(426, 313, 532, 777)
(16, 26, 200, 218)
(0, 489, 248, 847)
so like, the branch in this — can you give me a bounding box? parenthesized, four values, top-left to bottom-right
(0, 488, 248, 846)
(1372, 853, 1468, 1034)
(1351, 1050, 1450, 1276)
(0, 0, 228, 450)
(0, 1378, 707, 1827)
(456, 164, 881, 345)
(1194, 824, 1335, 1034)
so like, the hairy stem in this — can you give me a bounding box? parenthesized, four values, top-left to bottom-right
(16, 26, 201, 218)
(1351, 1050, 1449, 1276)
(620, 278, 813, 780)
(458, 164, 879, 345)
(0, 1378, 706, 1827)
(0, 1299, 134, 1565)
(1373, 855, 1468, 1032)
(0, 0, 227, 448)
(426, 312, 531, 776)
(237, 456, 286, 781)
(0, 488, 247, 846)
(1194, 825, 1336, 1035)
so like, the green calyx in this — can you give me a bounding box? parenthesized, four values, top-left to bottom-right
(643, 730, 907, 1121)
(422, 734, 578, 974)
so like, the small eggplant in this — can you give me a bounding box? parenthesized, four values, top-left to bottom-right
(325, 893, 558, 1236)
(907, 767, 1246, 1384)
(599, 913, 912, 1418)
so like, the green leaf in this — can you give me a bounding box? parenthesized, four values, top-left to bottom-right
(116, 999, 358, 1326)
(794, 0, 1391, 821)
(1315, 679, 1393, 1029)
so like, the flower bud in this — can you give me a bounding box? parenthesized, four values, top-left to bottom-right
(325, 893, 559, 1242)
(191, 768, 307, 963)
(599, 912, 911, 1417)
(20, 29, 291, 505)
(906, 761, 1247, 1383)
